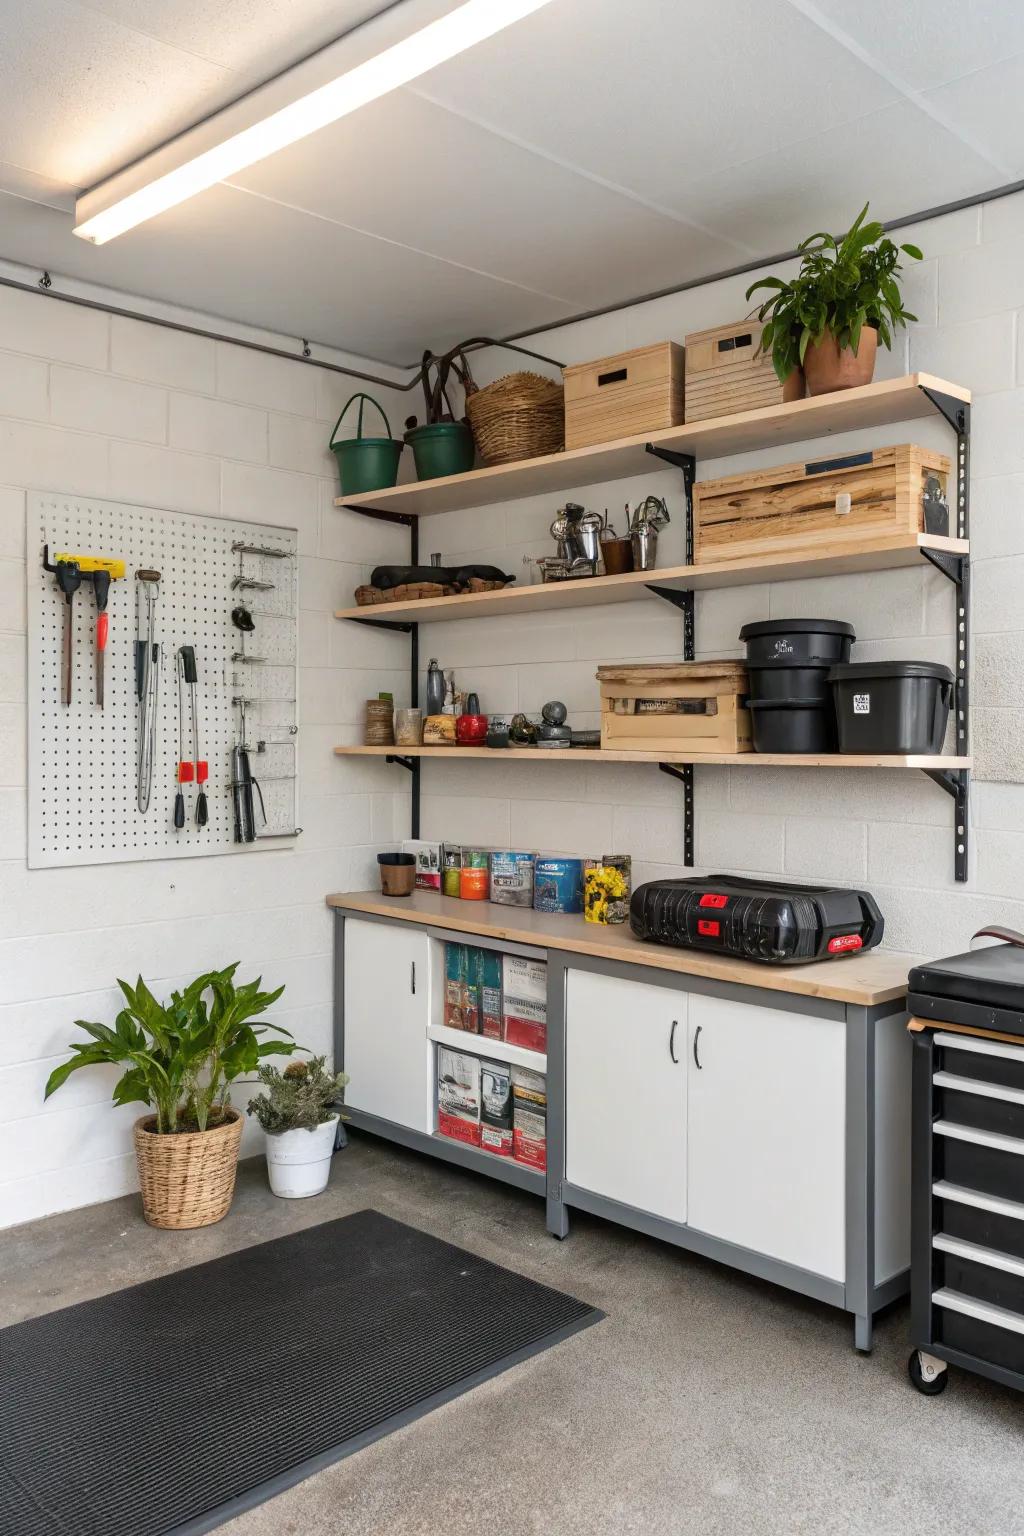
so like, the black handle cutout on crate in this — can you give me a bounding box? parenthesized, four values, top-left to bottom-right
(805, 450, 873, 477)
(597, 367, 628, 386)
(717, 333, 752, 352)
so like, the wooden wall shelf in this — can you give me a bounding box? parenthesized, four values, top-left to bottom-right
(334, 745, 971, 770)
(336, 533, 968, 626)
(333, 373, 969, 519)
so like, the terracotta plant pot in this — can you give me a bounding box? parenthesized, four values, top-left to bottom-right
(782, 368, 806, 403)
(133, 1109, 243, 1230)
(378, 851, 416, 896)
(803, 328, 877, 396)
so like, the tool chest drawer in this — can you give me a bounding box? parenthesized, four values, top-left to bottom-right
(936, 1125, 1024, 1204)
(934, 1073, 1024, 1139)
(935, 1298, 1024, 1375)
(937, 1190, 1024, 1262)
(938, 1035, 1024, 1093)
(935, 1245, 1024, 1315)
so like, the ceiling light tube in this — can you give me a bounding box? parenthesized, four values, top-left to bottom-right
(74, 0, 555, 245)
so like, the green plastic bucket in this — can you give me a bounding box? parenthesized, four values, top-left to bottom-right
(330, 393, 403, 495)
(405, 421, 475, 481)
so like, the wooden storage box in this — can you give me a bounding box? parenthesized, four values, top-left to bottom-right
(684, 319, 791, 422)
(563, 342, 684, 451)
(693, 443, 951, 566)
(597, 661, 751, 754)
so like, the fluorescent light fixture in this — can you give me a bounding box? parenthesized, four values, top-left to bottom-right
(74, 0, 555, 245)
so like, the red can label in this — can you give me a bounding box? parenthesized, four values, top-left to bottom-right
(828, 933, 863, 954)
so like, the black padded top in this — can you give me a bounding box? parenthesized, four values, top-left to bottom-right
(910, 941, 1024, 1013)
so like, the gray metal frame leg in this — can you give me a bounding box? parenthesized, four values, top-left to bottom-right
(546, 1197, 570, 1239)
(845, 1005, 876, 1353)
(545, 957, 570, 1240)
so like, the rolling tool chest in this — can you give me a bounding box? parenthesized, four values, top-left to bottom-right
(907, 930, 1024, 1395)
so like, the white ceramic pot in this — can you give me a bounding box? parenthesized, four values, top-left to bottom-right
(265, 1114, 339, 1198)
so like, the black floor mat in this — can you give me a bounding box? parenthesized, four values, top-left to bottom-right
(1, 1208, 601, 1536)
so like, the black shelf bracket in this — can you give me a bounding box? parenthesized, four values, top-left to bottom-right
(385, 755, 417, 772)
(348, 616, 415, 633)
(658, 764, 695, 865)
(645, 445, 698, 867)
(925, 768, 970, 883)
(920, 384, 971, 881)
(341, 504, 416, 527)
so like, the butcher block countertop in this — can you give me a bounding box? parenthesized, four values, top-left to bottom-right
(326, 889, 918, 1007)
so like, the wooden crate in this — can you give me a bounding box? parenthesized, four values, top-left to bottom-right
(563, 342, 683, 451)
(597, 661, 751, 754)
(684, 319, 788, 422)
(693, 443, 951, 566)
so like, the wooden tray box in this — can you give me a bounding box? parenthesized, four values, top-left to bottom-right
(597, 661, 751, 755)
(693, 443, 951, 566)
(684, 319, 790, 422)
(563, 342, 684, 451)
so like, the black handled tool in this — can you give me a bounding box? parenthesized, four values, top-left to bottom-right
(43, 546, 82, 707)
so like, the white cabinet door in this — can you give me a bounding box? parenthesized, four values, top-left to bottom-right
(343, 917, 432, 1133)
(687, 994, 846, 1281)
(566, 969, 687, 1225)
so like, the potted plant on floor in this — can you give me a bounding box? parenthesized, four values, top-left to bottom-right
(44, 966, 297, 1229)
(247, 1055, 348, 1198)
(746, 203, 922, 396)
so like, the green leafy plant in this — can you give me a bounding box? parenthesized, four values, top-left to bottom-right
(746, 203, 923, 382)
(247, 1055, 348, 1134)
(44, 965, 297, 1133)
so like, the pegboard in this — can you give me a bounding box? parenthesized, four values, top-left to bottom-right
(28, 492, 299, 869)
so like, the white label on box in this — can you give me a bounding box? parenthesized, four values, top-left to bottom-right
(853, 693, 871, 715)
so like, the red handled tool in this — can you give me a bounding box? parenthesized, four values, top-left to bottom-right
(179, 647, 207, 828)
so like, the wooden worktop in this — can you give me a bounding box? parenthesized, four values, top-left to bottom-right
(326, 889, 917, 1007)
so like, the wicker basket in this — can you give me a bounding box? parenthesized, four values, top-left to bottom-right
(465, 371, 564, 465)
(133, 1109, 243, 1229)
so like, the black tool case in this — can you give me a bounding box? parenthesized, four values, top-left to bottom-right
(629, 874, 883, 964)
(907, 930, 1024, 1396)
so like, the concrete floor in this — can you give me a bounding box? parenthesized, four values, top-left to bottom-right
(5, 1133, 1024, 1536)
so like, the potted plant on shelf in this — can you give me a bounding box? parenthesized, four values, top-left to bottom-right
(247, 1055, 348, 1198)
(44, 966, 296, 1229)
(404, 345, 477, 480)
(746, 203, 922, 396)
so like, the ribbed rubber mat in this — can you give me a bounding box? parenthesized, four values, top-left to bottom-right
(1, 1209, 601, 1536)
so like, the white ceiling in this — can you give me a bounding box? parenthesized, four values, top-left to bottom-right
(0, 0, 1022, 363)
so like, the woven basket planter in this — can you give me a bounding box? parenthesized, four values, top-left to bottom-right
(133, 1109, 243, 1230)
(465, 371, 564, 465)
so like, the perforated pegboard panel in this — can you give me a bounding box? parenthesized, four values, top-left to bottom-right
(28, 493, 298, 869)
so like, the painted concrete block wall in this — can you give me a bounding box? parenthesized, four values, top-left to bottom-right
(414, 194, 1024, 958)
(0, 285, 411, 1228)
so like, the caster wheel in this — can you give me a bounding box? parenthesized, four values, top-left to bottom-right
(908, 1349, 948, 1395)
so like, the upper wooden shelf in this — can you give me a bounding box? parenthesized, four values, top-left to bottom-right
(334, 745, 971, 770)
(336, 532, 968, 625)
(333, 373, 970, 519)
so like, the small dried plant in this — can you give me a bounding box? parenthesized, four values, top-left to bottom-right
(247, 1056, 348, 1134)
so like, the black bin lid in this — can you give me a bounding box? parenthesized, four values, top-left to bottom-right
(910, 943, 1024, 1014)
(740, 619, 856, 640)
(828, 660, 954, 683)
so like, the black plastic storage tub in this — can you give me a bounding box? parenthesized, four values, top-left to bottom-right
(739, 618, 855, 668)
(828, 661, 953, 754)
(740, 618, 856, 752)
(747, 697, 833, 753)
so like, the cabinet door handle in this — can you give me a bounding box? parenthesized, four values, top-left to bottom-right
(410, 961, 416, 994)
(669, 1019, 679, 1064)
(693, 1024, 703, 1070)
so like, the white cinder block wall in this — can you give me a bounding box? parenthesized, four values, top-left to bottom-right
(4, 189, 1024, 1229)
(0, 279, 412, 1228)
(415, 194, 1024, 957)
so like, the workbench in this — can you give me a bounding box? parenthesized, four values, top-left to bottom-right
(328, 889, 918, 1350)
